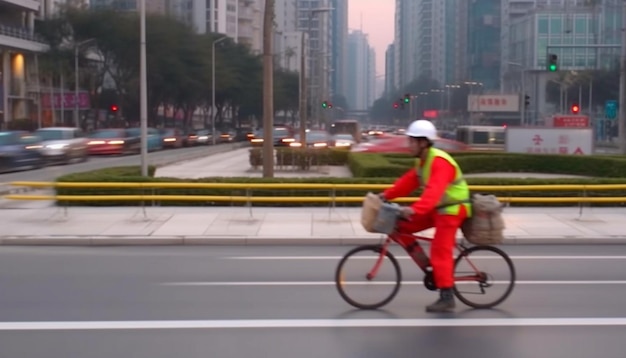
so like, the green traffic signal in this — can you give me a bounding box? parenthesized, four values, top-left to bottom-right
(322, 101, 327, 108)
(403, 97, 409, 103)
(549, 64, 557, 72)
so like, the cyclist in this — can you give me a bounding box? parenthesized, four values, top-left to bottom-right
(379, 119, 471, 313)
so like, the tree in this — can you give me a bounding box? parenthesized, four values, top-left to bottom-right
(36, 7, 295, 132)
(546, 69, 619, 110)
(262, 0, 275, 178)
(35, 16, 75, 126)
(331, 94, 348, 111)
(274, 69, 299, 124)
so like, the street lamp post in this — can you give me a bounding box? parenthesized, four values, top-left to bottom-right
(299, 7, 332, 147)
(464, 81, 483, 125)
(508, 62, 526, 125)
(444, 84, 460, 113)
(74, 38, 96, 128)
(139, 0, 148, 176)
(212, 36, 228, 146)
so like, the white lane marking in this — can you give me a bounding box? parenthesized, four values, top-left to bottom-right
(2, 318, 626, 330)
(225, 256, 626, 260)
(159, 280, 626, 287)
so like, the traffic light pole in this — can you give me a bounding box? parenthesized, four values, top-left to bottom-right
(521, 68, 526, 126)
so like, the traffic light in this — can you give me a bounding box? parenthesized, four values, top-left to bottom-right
(571, 103, 580, 114)
(524, 95, 530, 107)
(547, 54, 558, 72)
(403, 93, 410, 104)
(321, 100, 333, 109)
(110, 104, 119, 112)
(393, 102, 399, 109)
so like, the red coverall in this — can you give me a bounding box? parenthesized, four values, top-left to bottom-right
(383, 156, 468, 289)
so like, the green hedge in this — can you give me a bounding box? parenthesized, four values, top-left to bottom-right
(52, 152, 626, 207)
(350, 152, 626, 178)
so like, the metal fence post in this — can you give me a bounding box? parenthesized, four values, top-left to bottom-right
(246, 188, 253, 218)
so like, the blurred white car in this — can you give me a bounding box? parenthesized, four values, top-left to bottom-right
(333, 134, 356, 148)
(34, 127, 89, 164)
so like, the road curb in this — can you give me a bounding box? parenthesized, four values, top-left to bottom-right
(2, 235, 626, 246)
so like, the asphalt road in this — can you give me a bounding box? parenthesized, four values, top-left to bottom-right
(0, 142, 244, 185)
(0, 244, 625, 357)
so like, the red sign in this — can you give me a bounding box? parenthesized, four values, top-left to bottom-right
(553, 115, 589, 128)
(423, 110, 439, 118)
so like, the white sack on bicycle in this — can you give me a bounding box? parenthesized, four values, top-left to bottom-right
(361, 192, 383, 233)
(461, 193, 505, 245)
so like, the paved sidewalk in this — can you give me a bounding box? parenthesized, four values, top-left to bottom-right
(0, 205, 625, 246)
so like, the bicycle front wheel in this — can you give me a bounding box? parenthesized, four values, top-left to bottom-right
(335, 245, 402, 310)
(453, 245, 516, 309)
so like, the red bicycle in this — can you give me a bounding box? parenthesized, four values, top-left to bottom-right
(335, 230, 516, 310)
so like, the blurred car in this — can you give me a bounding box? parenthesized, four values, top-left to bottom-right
(159, 128, 186, 148)
(0, 131, 45, 172)
(34, 127, 89, 164)
(127, 127, 163, 152)
(249, 127, 295, 147)
(188, 129, 213, 145)
(289, 130, 334, 148)
(332, 134, 356, 149)
(87, 128, 141, 155)
(218, 131, 235, 143)
(350, 135, 469, 154)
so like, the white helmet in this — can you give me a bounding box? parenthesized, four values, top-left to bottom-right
(405, 120, 438, 140)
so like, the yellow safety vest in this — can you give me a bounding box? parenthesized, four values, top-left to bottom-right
(416, 147, 472, 216)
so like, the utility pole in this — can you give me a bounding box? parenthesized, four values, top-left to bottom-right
(139, 0, 148, 176)
(262, 0, 275, 177)
(620, 0, 626, 154)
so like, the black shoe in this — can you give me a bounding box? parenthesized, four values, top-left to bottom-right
(426, 288, 455, 313)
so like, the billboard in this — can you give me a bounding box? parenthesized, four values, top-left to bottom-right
(40, 92, 91, 110)
(505, 127, 593, 155)
(467, 95, 520, 112)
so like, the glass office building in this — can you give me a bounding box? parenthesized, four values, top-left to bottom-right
(509, 8, 622, 71)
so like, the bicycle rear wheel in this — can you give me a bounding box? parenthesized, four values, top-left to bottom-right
(335, 245, 402, 310)
(453, 245, 515, 309)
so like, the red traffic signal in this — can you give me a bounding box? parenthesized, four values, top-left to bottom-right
(571, 104, 580, 114)
(110, 105, 119, 112)
(393, 102, 399, 109)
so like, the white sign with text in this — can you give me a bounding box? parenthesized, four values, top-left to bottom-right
(505, 128, 593, 155)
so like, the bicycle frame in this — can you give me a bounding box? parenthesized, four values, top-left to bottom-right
(366, 233, 485, 286)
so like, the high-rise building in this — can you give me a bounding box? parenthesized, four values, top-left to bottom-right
(367, 46, 376, 107)
(468, 0, 501, 91)
(90, 0, 169, 13)
(346, 30, 375, 111)
(95, 0, 267, 53)
(0, 0, 49, 127)
(499, 0, 597, 89)
(330, 0, 348, 100)
(237, 0, 263, 53)
(502, 0, 623, 120)
(393, 0, 418, 90)
(393, 0, 464, 90)
(274, 0, 302, 72)
(297, 0, 333, 116)
(189, 0, 239, 38)
(385, 43, 396, 97)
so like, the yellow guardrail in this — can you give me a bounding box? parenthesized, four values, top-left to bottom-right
(4, 194, 626, 204)
(5, 181, 626, 204)
(9, 181, 626, 191)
